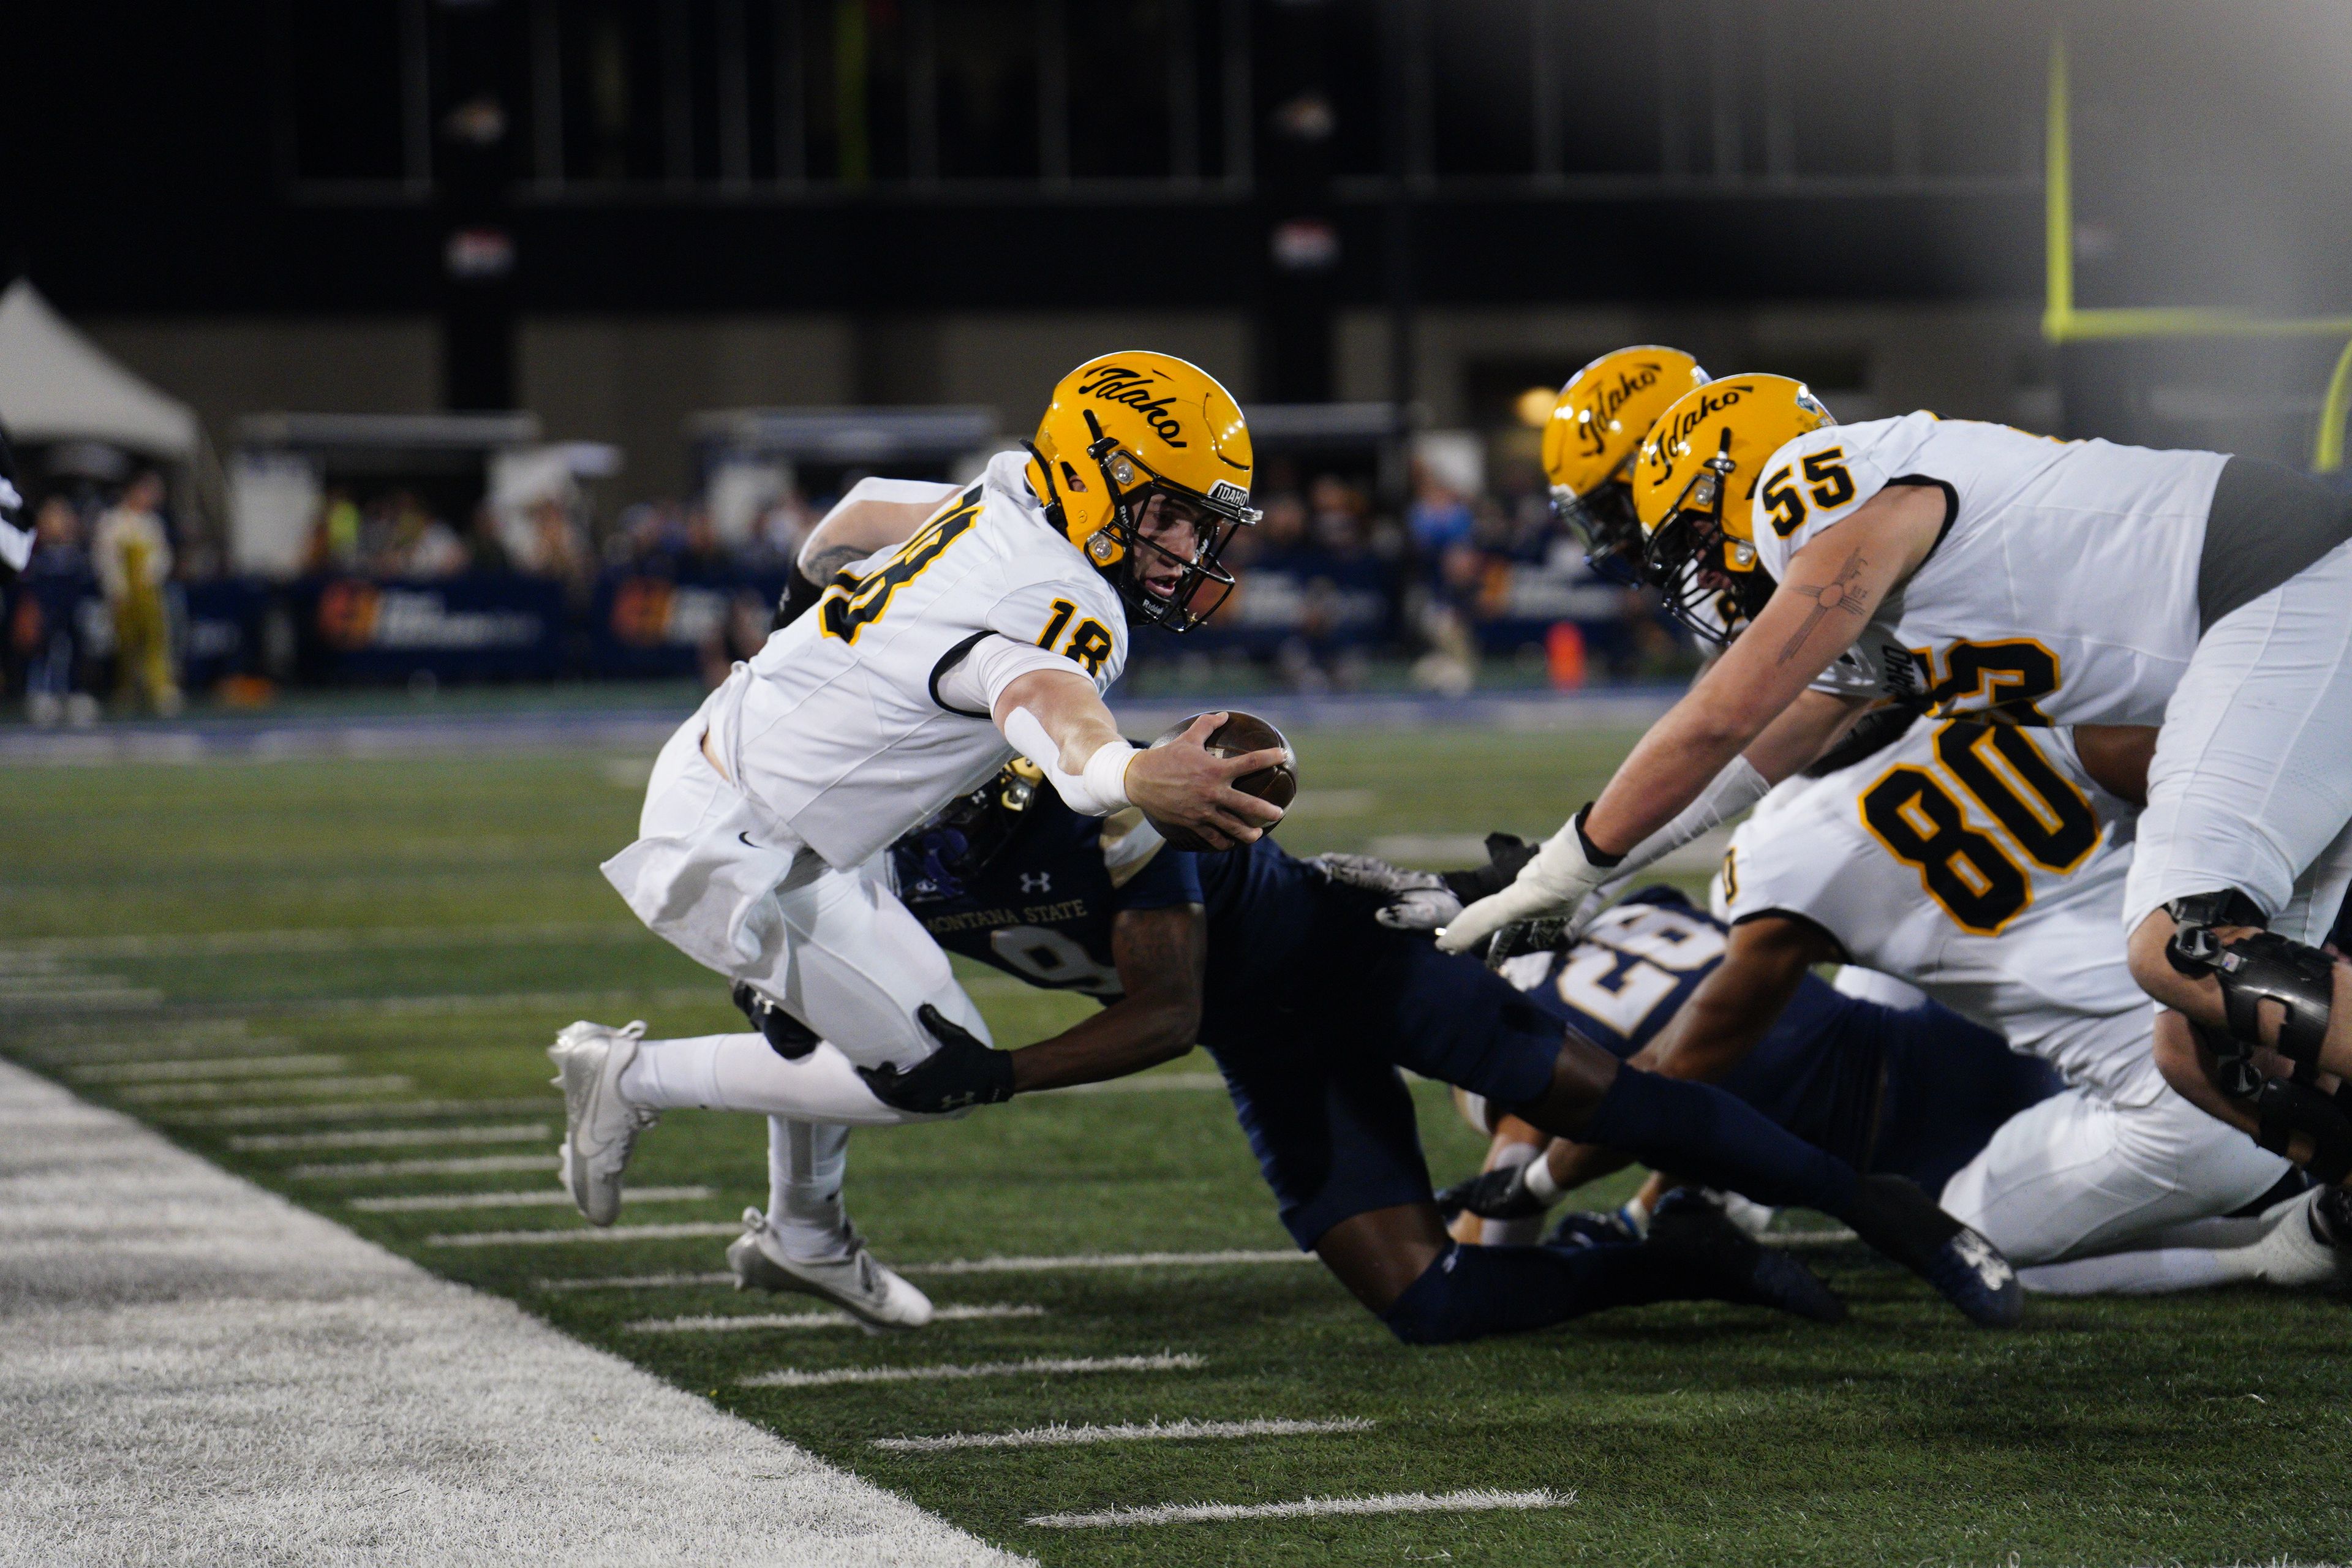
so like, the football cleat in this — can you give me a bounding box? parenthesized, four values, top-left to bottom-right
(548, 1019, 659, 1227)
(1644, 1190, 1846, 1325)
(726, 1208, 933, 1333)
(2233, 1187, 2350, 1289)
(1845, 1174, 2023, 1329)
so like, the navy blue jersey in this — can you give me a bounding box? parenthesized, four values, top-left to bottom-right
(1499, 888, 2056, 1182)
(891, 801, 1201, 998)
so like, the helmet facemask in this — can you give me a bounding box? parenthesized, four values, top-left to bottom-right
(1077, 410, 1259, 632)
(1641, 431, 1774, 646)
(1553, 466, 1646, 588)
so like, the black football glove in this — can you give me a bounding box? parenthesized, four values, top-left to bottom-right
(1437, 832, 1536, 905)
(856, 1003, 1016, 1115)
(1432, 1159, 1555, 1223)
(1544, 1208, 1645, 1250)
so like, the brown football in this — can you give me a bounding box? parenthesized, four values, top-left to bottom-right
(1143, 712, 1298, 853)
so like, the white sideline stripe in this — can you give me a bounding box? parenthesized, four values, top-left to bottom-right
(291, 1153, 557, 1179)
(230, 1121, 549, 1151)
(1040, 1073, 1226, 1096)
(532, 1250, 1314, 1287)
(873, 1417, 1373, 1453)
(68, 1054, 351, 1084)
(0, 1055, 1027, 1568)
(7, 922, 649, 960)
(174, 1096, 559, 1126)
(352, 1185, 711, 1213)
(431, 1221, 743, 1247)
(630, 1304, 1044, 1334)
(1026, 1487, 1573, 1529)
(113, 1074, 413, 1104)
(905, 1250, 1313, 1276)
(743, 1353, 1200, 1390)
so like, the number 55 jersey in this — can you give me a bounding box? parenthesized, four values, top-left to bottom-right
(702, 449, 1129, 869)
(1715, 715, 2152, 1101)
(1748, 415, 2225, 728)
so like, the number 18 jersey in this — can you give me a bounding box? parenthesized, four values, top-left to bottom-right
(702, 450, 1129, 869)
(1716, 716, 2152, 1100)
(1749, 415, 2224, 728)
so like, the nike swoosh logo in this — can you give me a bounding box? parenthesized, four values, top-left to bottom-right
(739, 831, 761, 850)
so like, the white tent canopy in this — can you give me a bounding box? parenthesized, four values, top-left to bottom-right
(0, 279, 200, 458)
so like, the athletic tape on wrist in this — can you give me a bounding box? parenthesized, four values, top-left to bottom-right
(1000, 705, 1135, 816)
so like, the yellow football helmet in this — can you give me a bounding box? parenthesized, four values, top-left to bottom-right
(1542, 346, 1709, 582)
(1631, 374, 1835, 642)
(1024, 351, 1259, 631)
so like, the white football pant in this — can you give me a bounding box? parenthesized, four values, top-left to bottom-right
(1939, 1054, 2290, 1266)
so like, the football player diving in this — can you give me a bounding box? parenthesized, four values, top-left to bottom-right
(1442, 375, 2352, 1199)
(556, 353, 1288, 1329)
(835, 758, 2030, 1340)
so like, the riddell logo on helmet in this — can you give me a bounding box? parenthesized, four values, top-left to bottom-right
(1578, 364, 1664, 457)
(1077, 366, 1188, 447)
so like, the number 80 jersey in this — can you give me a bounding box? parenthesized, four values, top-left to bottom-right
(1716, 715, 2150, 1098)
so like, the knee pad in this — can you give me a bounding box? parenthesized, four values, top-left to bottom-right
(731, 981, 820, 1060)
(2165, 891, 2335, 1075)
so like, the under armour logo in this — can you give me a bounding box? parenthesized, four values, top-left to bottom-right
(1954, 1229, 2015, 1289)
(1020, 872, 1052, 894)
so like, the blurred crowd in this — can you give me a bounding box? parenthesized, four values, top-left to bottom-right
(4, 446, 1696, 720)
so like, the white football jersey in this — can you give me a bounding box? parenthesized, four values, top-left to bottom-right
(703, 450, 1128, 868)
(1714, 715, 2154, 1099)
(1748, 415, 2226, 728)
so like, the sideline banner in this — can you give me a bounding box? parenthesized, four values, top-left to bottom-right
(292, 574, 568, 683)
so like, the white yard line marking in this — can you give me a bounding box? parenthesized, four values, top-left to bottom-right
(352, 1185, 711, 1213)
(630, 1304, 1044, 1334)
(230, 1122, 549, 1151)
(8, 922, 649, 960)
(529, 1249, 1316, 1290)
(111, 1074, 414, 1104)
(1040, 1073, 1226, 1096)
(270, 989, 723, 1018)
(429, 1221, 744, 1247)
(742, 1353, 1200, 1390)
(873, 1417, 1373, 1453)
(1026, 1487, 1574, 1529)
(67, 1054, 350, 1084)
(905, 1250, 1312, 1276)
(290, 1153, 557, 1179)
(535, 1270, 736, 1291)
(176, 1096, 560, 1126)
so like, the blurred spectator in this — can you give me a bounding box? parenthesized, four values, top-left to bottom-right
(1406, 460, 1474, 565)
(92, 472, 181, 715)
(380, 496, 468, 578)
(307, 488, 363, 572)
(15, 496, 99, 726)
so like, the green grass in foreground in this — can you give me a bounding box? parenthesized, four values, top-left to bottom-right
(2, 728, 2348, 1566)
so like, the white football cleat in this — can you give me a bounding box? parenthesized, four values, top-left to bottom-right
(2236, 1188, 2345, 1289)
(726, 1208, 933, 1333)
(548, 1019, 658, 1226)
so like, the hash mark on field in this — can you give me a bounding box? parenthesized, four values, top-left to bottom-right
(629, 1304, 1044, 1334)
(1026, 1487, 1575, 1528)
(230, 1122, 550, 1151)
(429, 1221, 743, 1247)
(352, 1185, 710, 1213)
(1040, 1073, 1226, 1096)
(534, 1270, 736, 1291)
(176, 1096, 559, 1126)
(290, 1153, 556, 1178)
(742, 1352, 1199, 1390)
(905, 1250, 1313, 1276)
(67, 1054, 350, 1084)
(873, 1417, 1373, 1453)
(113, 1074, 414, 1104)
(17, 922, 648, 960)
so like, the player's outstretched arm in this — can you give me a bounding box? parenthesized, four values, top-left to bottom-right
(995, 672, 1286, 848)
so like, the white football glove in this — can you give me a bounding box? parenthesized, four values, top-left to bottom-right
(1435, 808, 1621, 956)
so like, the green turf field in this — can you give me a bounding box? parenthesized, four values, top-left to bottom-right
(3, 726, 2347, 1566)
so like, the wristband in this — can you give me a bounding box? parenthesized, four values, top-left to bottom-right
(1523, 1153, 1563, 1205)
(1077, 740, 1137, 814)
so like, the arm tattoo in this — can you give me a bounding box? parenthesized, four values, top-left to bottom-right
(1776, 546, 1873, 665)
(801, 544, 866, 584)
